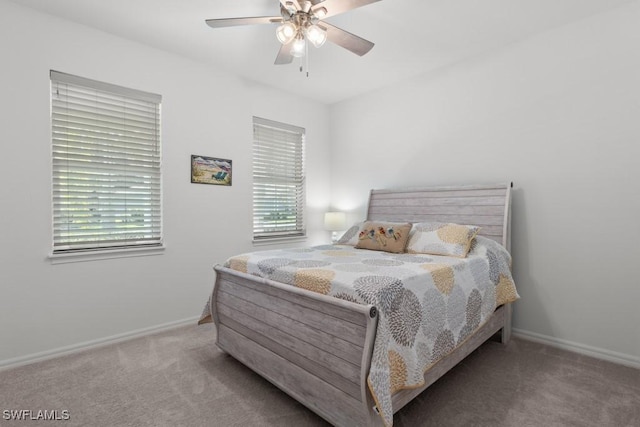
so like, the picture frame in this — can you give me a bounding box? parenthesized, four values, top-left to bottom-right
(191, 155, 232, 186)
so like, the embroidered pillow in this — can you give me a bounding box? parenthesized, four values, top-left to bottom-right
(335, 222, 363, 246)
(355, 221, 412, 253)
(406, 222, 480, 258)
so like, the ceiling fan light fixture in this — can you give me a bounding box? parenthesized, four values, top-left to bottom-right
(276, 22, 297, 44)
(305, 24, 327, 48)
(206, 0, 378, 68)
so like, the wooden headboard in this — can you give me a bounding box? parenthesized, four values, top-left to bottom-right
(366, 183, 512, 251)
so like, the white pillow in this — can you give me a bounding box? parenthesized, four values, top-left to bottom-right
(335, 222, 363, 246)
(406, 222, 480, 258)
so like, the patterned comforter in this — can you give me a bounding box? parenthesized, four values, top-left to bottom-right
(206, 236, 519, 426)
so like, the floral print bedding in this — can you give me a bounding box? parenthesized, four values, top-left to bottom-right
(215, 236, 519, 426)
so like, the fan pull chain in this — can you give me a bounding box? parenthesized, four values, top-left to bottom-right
(297, 41, 310, 77)
(305, 41, 309, 77)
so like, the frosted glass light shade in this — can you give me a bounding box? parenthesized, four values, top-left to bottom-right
(291, 37, 306, 57)
(276, 23, 296, 44)
(305, 25, 327, 48)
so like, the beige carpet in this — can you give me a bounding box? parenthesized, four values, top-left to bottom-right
(1, 324, 638, 427)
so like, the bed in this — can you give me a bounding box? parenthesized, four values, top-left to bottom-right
(200, 183, 518, 426)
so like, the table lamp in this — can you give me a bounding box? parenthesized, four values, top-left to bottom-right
(324, 211, 347, 243)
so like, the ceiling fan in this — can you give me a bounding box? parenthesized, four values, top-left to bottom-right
(205, 0, 381, 68)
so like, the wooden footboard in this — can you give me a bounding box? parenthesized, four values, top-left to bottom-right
(212, 265, 382, 427)
(212, 265, 512, 426)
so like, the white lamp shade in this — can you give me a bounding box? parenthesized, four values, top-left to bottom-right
(276, 23, 296, 44)
(305, 25, 327, 48)
(291, 37, 306, 57)
(324, 212, 347, 231)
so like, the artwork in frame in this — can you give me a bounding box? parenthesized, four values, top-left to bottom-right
(191, 155, 232, 186)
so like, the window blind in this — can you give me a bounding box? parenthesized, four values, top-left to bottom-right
(51, 71, 162, 253)
(253, 117, 305, 240)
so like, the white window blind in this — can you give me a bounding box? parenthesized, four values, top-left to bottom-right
(51, 70, 162, 253)
(253, 117, 305, 240)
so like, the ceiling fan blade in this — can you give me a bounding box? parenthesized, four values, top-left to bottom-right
(312, 0, 381, 19)
(321, 22, 374, 56)
(205, 16, 282, 29)
(274, 44, 294, 65)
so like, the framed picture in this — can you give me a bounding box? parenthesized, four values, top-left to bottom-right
(191, 155, 232, 186)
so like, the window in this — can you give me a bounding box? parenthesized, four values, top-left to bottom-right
(252, 117, 305, 241)
(51, 71, 162, 254)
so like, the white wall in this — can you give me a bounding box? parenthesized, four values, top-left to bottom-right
(329, 2, 640, 364)
(0, 1, 331, 365)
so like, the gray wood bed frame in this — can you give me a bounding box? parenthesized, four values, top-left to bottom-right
(210, 183, 513, 426)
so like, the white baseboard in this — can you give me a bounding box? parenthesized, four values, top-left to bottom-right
(513, 328, 640, 369)
(0, 316, 200, 372)
(4, 322, 637, 372)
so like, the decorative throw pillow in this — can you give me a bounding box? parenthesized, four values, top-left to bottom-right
(406, 222, 480, 258)
(355, 221, 412, 253)
(335, 222, 363, 246)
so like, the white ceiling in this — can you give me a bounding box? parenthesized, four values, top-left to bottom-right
(10, 0, 633, 104)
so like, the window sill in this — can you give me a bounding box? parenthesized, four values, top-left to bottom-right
(49, 245, 165, 264)
(252, 236, 307, 247)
